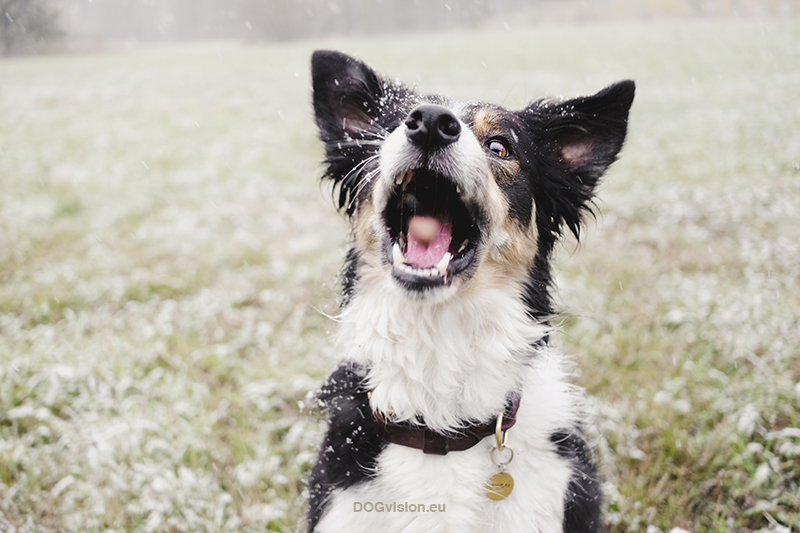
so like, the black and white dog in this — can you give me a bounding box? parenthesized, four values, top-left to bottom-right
(307, 50, 634, 533)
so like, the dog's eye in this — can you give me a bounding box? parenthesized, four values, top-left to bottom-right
(487, 139, 510, 158)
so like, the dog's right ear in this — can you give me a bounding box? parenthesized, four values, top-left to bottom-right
(312, 51, 414, 214)
(312, 50, 392, 142)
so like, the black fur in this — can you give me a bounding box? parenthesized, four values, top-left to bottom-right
(551, 430, 603, 533)
(522, 254, 556, 324)
(339, 247, 361, 308)
(307, 363, 386, 531)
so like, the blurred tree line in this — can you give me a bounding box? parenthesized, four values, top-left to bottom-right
(54, 0, 556, 45)
(2, 0, 797, 56)
(0, 0, 62, 56)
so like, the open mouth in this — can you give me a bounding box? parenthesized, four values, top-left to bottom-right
(383, 169, 481, 290)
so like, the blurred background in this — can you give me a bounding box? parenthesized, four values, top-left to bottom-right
(1, 0, 798, 55)
(1, 1, 799, 533)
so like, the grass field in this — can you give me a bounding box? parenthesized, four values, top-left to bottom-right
(1, 17, 799, 533)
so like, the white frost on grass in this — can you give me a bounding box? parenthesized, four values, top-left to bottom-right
(0, 42, 342, 532)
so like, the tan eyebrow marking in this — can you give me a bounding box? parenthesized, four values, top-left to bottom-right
(471, 107, 505, 140)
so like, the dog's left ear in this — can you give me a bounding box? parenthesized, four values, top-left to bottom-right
(526, 80, 635, 238)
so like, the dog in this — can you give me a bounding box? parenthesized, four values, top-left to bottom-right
(306, 50, 634, 533)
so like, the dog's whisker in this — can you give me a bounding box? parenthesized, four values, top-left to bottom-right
(336, 152, 379, 190)
(326, 138, 385, 149)
(343, 156, 381, 211)
(347, 168, 380, 210)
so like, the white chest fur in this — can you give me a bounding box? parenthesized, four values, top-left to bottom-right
(317, 263, 582, 532)
(315, 359, 578, 533)
(335, 271, 553, 432)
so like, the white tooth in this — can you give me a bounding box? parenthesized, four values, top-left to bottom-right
(396, 170, 412, 187)
(435, 253, 451, 276)
(458, 240, 469, 253)
(456, 185, 462, 194)
(392, 242, 405, 265)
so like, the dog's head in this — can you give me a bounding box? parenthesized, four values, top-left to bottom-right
(312, 50, 634, 312)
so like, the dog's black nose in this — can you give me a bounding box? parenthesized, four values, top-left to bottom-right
(404, 104, 461, 150)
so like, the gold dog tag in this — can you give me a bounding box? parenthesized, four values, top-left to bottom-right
(485, 471, 514, 501)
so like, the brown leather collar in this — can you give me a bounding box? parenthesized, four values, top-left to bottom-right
(371, 393, 521, 455)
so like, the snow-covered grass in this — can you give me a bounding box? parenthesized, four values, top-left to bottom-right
(0, 18, 798, 532)
(0, 43, 342, 532)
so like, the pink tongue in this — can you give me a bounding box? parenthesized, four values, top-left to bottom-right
(405, 216, 452, 268)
